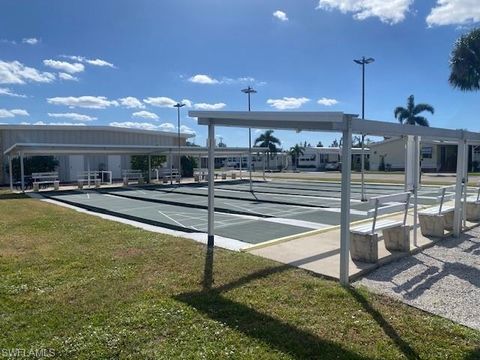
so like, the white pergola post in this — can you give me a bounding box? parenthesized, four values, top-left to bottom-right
(20, 152, 25, 192)
(207, 122, 215, 248)
(9, 155, 13, 192)
(249, 147, 253, 192)
(239, 154, 242, 179)
(463, 143, 469, 228)
(87, 156, 91, 188)
(412, 136, 420, 246)
(454, 137, 467, 236)
(360, 133, 366, 201)
(262, 152, 266, 181)
(148, 155, 152, 184)
(169, 150, 173, 185)
(339, 119, 352, 286)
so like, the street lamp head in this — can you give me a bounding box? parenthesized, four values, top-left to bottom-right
(241, 86, 257, 94)
(354, 57, 375, 65)
(173, 102, 186, 108)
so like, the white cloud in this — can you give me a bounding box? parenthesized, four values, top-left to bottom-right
(143, 96, 177, 107)
(273, 10, 289, 21)
(61, 55, 116, 68)
(0, 60, 55, 84)
(188, 74, 220, 84)
(267, 97, 310, 110)
(85, 58, 115, 68)
(317, 97, 339, 106)
(48, 112, 97, 121)
(182, 99, 193, 107)
(0, 108, 29, 118)
(316, 0, 413, 24)
(426, 0, 480, 26)
(0, 87, 26, 98)
(193, 102, 227, 110)
(133, 110, 159, 120)
(47, 96, 119, 109)
(29, 121, 86, 126)
(58, 72, 78, 81)
(43, 60, 84, 74)
(109, 121, 175, 132)
(180, 125, 196, 135)
(22, 38, 39, 45)
(118, 96, 145, 109)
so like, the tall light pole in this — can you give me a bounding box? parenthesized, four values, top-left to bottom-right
(354, 56, 375, 202)
(241, 86, 257, 192)
(174, 102, 186, 182)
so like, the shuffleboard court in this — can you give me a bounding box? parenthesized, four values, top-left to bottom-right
(42, 190, 316, 244)
(99, 187, 369, 224)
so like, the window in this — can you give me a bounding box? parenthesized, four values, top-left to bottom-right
(421, 147, 433, 159)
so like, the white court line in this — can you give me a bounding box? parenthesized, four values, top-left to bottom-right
(158, 209, 199, 230)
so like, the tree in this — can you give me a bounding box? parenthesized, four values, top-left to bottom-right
(289, 144, 305, 170)
(394, 95, 434, 127)
(449, 28, 480, 91)
(9, 156, 59, 181)
(180, 156, 198, 177)
(254, 130, 281, 168)
(330, 139, 339, 147)
(317, 141, 323, 147)
(131, 155, 167, 179)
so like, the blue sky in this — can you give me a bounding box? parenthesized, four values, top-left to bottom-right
(0, 0, 479, 148)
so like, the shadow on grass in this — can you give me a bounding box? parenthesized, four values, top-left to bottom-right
(0, 192, 28, 200)
(347, 288, 420, 360)
(194, 258, 423, 359)
(175, 290, 371, 360)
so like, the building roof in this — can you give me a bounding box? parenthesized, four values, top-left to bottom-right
(4, 143, 267, 156)
(0, 124, 194, 138)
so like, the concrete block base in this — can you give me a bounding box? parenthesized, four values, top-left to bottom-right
(194, 174, 200, 182)
(222, 174, 227, 180)
(33, 182, 39, 192)
(162, 177, 168, 184)
(419, 214, 446, 237)
(54, 181, 60, 191)
(351, 233, 378, 263)
(123, 177, 129, 186)
(94, 179, 101, 188)
(138, 177, 144, 185)
(444, 211, 454, 230)
(176, 177, 181, 184)
(231, 173, 237, 180)
(78, 180, 84, 190)
(383, 225, 410, 252)
(466, 202, 480, 221)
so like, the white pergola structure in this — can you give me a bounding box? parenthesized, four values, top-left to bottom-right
(190, 110, 480, 285)
(4, 143, 267, 190)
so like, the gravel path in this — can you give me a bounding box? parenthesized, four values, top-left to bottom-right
(355, 227, 480, 330)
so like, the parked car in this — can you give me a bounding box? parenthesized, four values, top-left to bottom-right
(324, 162, 340, 171)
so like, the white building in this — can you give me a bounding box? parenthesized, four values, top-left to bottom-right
(0, 124, 192, 184)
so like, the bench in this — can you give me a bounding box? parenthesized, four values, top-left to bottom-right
(350, 192, 411, 263)
(463, 183, 480, 221)
(418, 185, 456, 237)
(155, 168, 180, 184)
(32, 172, 59, 191)
(194, 168, 220, 182)
(122, 170, 144, 186)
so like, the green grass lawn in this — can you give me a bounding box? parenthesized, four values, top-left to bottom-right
(1, 193, 479, 359)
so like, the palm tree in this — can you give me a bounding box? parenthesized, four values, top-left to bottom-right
(289, 144, 305, 170)
(254, 130, 281, 168)
(394, 95, 434, 127)
(449, 28, 480, 91)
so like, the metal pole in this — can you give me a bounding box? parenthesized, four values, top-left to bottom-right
(340, 118, 352, 286)
(87, 156, 91, 188)
(148, 155, 152, 184)
(177, 107, 181, 182)
(263, 152, 266, 181)
(413, 136, 420, 246)
(454, 137, 466, 236)
(207, 122, 215, 248)
(360, 61, 366, 202)
(9, 155, 13, 192)
(20, 153, 25, 192)
(239, 153, 242, 179)
(169, 150, 173, 185)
